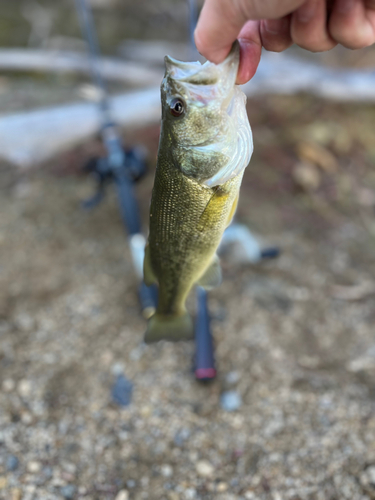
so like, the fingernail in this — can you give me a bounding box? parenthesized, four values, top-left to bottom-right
(297, 1, 317, 23)
(337, 0, 355, 13)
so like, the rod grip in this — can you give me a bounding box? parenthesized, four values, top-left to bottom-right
(194, 287, 216, 381)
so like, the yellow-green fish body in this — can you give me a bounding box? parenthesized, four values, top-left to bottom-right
(144, 42, 253, 342)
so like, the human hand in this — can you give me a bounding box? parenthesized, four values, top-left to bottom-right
(194, 0, 375, 84)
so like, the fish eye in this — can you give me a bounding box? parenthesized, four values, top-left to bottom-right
(170, 98, 185, 117)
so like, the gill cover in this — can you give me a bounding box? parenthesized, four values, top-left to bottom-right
(162, 41, 253, 187)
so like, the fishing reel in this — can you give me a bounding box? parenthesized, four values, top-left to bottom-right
(82, 144, 148, 209)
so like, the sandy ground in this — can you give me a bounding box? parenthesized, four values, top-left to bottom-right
(0, 94, 375, 500)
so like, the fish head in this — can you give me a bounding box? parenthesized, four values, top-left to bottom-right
(160, 41, 253, 186)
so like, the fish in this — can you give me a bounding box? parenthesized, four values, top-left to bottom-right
(143, 41, 253, 343)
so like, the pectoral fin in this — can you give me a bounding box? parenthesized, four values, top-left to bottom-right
(143, 244, 157, 286)
(197, 254, 222, 290)
(197, 186, 230, 232)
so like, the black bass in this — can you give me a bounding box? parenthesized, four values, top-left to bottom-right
(143, 41, 253, 343)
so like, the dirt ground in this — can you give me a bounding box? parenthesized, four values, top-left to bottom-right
(0, 94, 375, 500)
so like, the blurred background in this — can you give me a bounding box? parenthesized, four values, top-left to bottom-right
(1, 1, 375, 500)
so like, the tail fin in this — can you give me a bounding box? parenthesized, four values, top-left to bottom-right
(144, 311, 194, 344)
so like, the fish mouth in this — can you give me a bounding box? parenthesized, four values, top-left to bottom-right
(164, 41, 240, 90)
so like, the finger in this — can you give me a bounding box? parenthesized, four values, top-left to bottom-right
(195, 0, 238, 63)
(329, 0, 375, 49)
(195, 0, 305, 64)
(259, 16, 293, 52)
(291, 0, 337, 51)
(236, 20, 262, 84)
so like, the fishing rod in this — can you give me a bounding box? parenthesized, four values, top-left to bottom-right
(75, 0, 157, 318)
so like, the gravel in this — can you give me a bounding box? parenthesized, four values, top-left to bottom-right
(1, 99, 375, 499)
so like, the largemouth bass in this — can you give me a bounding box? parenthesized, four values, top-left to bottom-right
(143, 42, 253, 343)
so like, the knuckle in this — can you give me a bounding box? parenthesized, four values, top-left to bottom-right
(292, 29, 336, 52)
(330, 28, 373, 49)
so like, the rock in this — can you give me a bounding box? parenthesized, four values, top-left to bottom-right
(360, 465, 375, 486)
(14, 312, 34, 331)
(27, 460, 42, 473)
(292, 162, 321, 191)
(11, 489, 22, 500)
(43, 466, 53, 478)
(220, 391, 242, 412)
(226, 371, 240, 385)
(358, 187, 375, 207)
(17, 379, 32, 398)
(126, 479, 136, 488)
(60, 484, 77, 499)
(244, 492, 256, 499)
(0, 477, 8, 489)
(111, 374, 133, 407)
(111, 362, 125, 376)
(174, 428, 190, 447)
(196, 460, 214, 478)
(6, 455, 19, 471)
(2, 378, 15, 392)
(296, 141, 338, 174)
(216, 482, 228, 492)
(21, 411, 33, 425)
(167, 493, 179, 500)
(115, 490, 129, 500)
(161, 464, 173, 477)
(184, 488, 197, 499)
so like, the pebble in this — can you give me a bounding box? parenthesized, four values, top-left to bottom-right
(216, 482, 228, 492)
(6, 455, 19, 471)
(360, 465, 375, 486)
(196, 460, 214, 478)
(111, 362, 125, 376)
(27, 460, 42, 473)
(111, 374, 133, 407)
(161, 464, 173, 477)
(244, 493, 256, 499)
(43, 466, 53, 478)
(115, 490, 129, 500)
(220, 391, 242, 412)
(126, 479, 136, 488)
(174, 428, 190, 447)
(168, 493, 179, 500)
(292, 161, 321, 191)
(226, 371, 240, 385)
(184, 488, 197, 499)
(11, 489, 22, 500)
(2, 378, 15, 392)
(17, 379, 32, 398)
(21, 411, 33, 425)
(0, 477, 8, 489)
(61, 484, 77, 499)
